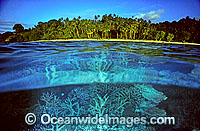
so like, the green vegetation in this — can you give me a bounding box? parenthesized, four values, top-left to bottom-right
(13, 24, 25, 33)
(167, 33, 174, 42)
(0, 14, 200, 43)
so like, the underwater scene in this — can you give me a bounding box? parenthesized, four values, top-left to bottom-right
(0, 41, 200, 131)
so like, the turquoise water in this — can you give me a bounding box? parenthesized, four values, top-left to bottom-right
(0, 41, 200, 130)
(0, 41, 199, 91)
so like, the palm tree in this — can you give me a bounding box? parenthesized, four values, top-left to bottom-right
(71, 18, 80, 38)
(133, 22, 138, 39)
(114, 15, 120, 39)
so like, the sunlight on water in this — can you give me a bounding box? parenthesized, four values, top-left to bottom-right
(0, 41, 200, 92)
(0, 41, 200, 131)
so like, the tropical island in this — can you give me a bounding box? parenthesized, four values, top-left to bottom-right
(0, 14, 200, 44)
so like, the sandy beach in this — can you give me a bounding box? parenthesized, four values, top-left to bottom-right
(30, 39, 200, 46)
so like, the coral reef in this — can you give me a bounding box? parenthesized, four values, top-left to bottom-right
(30, 83, 167, 131)
(1, 51, 199, 92)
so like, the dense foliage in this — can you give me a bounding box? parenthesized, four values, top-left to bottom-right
(0, 14, 200, 43)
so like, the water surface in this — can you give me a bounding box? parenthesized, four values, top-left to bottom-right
(0, 41, 200, 92)
(1, 41, 200, 131)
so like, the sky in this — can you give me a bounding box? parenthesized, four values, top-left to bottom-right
(0, 0, 200, 33)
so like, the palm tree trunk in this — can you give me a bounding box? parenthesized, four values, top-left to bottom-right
(120, 32, 122, 39)
(129, 31, 132, 39)
(133, 32, 136, 39)
(143, 34, 146, 39)
(125, 31, 127, 39)
(75, 27, 79, 38)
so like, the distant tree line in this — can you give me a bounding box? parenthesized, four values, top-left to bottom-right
(0, 14, 200, 43)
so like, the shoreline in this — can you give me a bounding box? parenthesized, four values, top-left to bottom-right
(30, 39, 200, 45)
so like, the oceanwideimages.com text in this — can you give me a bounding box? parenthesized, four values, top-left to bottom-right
(25, 113, 175, 127)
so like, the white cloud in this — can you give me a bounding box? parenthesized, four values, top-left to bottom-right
(195, 16, 200, 20)
(135, 9, 164, 21)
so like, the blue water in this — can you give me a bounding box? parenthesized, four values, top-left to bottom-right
(0, 41, 200, 92)
(1, 41, 200, 131)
